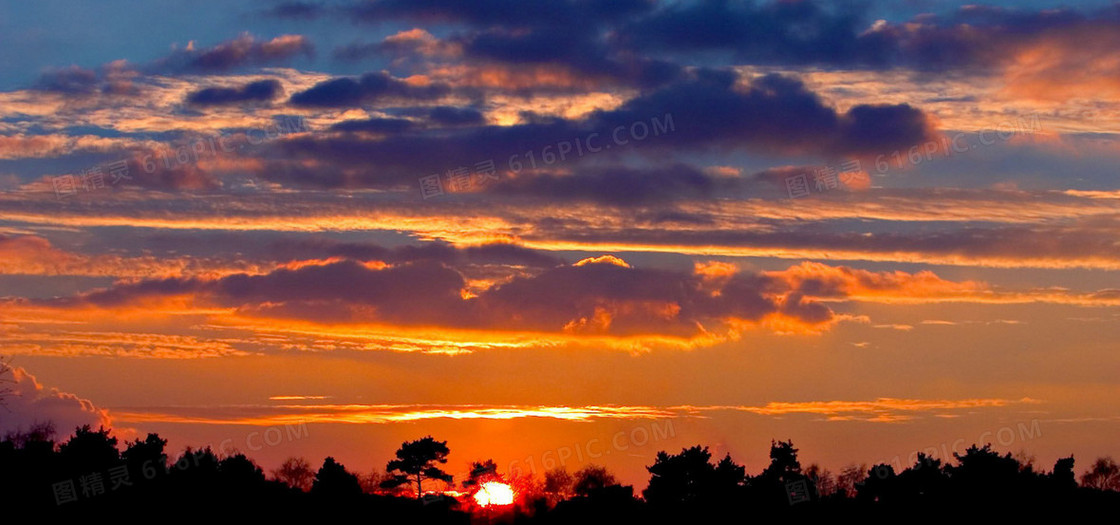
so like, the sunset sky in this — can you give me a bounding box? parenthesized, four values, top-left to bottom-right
(1, 0, 1119, 488)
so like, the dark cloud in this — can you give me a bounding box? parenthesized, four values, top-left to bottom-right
(288, 71, 453, 107)
(452, 27, 613, 73)
(346, 0, 654, 29)
(618, 1, 1120, 72)
(331, 42, 384, 62)
(31, 34, 315, 95)
(185, 79, 283, 106)
(33, 64, 137, 96)
(259, 118, 587, 187)
(336, 0, 1120, 76)
(261, 69, 932, 189)
(264, 1, 325, 20)
(261, 239, 564, 269)
(55, 256, 838, 337)
(427, 106, 484, 126)
(344, 241, 563, 268)
(593, 70, 933, 155)
(834, 104, 932, 155)
(488, 164, 721, 205)
(27, 35, 312, 98)
(34, 66, 99, 94)
(329, 117, 416, 133)
(332, 2, 682, 91)
(149, 34, 314, 74)
(455, 29, 685, 90)
(618, 0, 883, 67)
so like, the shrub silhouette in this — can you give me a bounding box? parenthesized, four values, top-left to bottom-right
(311, 456, 363, 499)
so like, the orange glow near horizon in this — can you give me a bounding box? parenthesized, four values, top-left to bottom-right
(473, 482, 515, 507)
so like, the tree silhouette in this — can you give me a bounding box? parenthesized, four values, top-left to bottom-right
(543, 467, 574, 504)
(1082, 457, 1120, 491)
(2, 421, 55, 449)
(882, 453, 949, 505)
(383, 436, 453, 498)
(948, 443, 1026, 502)
(836, 463, 866, 498)
(713, 453, 748, 498)
(644, 445, 747, 517)
(463, 459, 500, 489)
(745, 438, 809, 507)
(122, 432, 168, 486)
(761, 439, 801, 482)
(805, 463, 837, 497)
(272, 456, 315, 491)
(572, 464, 617, 497)
(4, 424, 1119, 519)
(1050, 455, 1078, 491)
(858, 463, 898, 503)
(311, 456, 363, 498)
(361, 469, 411, 496)
(58, 425, 119, 475)
(644, 445, 716, 507)
(553, 465, 638, 524)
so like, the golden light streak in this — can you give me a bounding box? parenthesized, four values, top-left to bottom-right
(107, 398, 1036, 426)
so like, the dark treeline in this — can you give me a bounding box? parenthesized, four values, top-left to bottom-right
(4, 423, 1119, 523)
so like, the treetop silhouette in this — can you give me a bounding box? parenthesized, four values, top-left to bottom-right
(382, 436, 453, 498)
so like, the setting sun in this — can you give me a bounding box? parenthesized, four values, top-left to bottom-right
(473, 482, 515, 507)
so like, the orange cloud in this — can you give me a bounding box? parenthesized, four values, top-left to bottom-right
(765, 261, 989, 301)
(573, 254, 631, 268)
(1001, 23, 1120, 102)
(0, 235, 267, 278)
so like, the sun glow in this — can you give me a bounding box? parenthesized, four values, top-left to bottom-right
(473, 482, 515, 507)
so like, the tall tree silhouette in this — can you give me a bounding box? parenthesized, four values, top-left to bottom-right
(383, 436, 453, 498)
(644, 446, 716, 507)
(760, 439, 801, 482)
